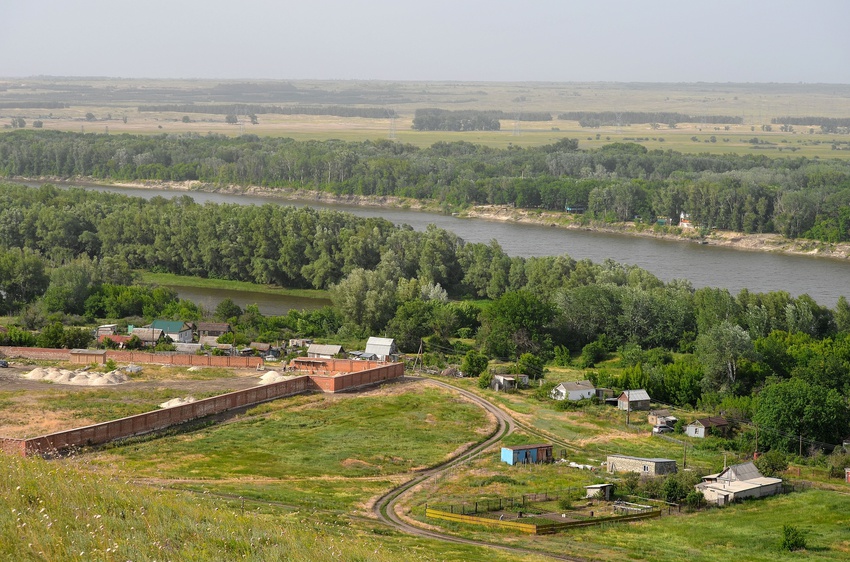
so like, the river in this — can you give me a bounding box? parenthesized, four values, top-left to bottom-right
(17, 181, 850, 308)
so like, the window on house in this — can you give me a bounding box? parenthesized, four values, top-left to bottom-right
(643, 465, 649, 472)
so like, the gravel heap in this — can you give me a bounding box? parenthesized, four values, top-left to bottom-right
(23, 367, 130, 386)
(159, 397, 197, 409)
(258, 370, 293, 385)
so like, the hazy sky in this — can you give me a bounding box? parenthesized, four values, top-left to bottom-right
(2, 0, 848, 83)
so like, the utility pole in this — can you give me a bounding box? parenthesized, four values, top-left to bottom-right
(683, 443, 687, 469)
(754, 424, 758, 455)
(799, 434, 803, 457)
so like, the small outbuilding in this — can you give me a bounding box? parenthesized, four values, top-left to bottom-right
(551, 380, 595, 401)
(501, 444, 553, 466)
(70, 349, 107, 365)
(617, 389, 650, 411)
(606, 454, 677, 476)
(364, 337, 399, 362)
(585, 483, 614, 501)
(491, 374, 529, 391)
(685, 417, 730, 438)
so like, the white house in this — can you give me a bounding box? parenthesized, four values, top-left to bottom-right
(551, 380, 596, 401)
(696, 461, 782, 506)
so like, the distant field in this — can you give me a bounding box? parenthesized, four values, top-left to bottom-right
(2, 78, 849, 157)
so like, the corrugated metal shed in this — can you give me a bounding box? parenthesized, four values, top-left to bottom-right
(364, 337, 397, 360)
(307, 344, 344, 358)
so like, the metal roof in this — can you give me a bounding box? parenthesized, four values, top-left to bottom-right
(558, 380, 595, 392)
(608, 454, 676, 463)
(619, 389, 650, 401)
(308, 344, 344, 356)
(503, 444, 552, 451)
(365, 337, 396, 357)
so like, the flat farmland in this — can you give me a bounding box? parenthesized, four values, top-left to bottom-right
(1, 78, 849, 157)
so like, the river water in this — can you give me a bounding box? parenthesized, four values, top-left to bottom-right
(18, 181, 850, 308)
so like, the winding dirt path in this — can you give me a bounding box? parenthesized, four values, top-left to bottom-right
(372, 377, 584, 561)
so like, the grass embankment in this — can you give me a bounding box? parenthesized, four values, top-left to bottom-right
(1, 453, 535, 562)
(139, 272, 331, 301)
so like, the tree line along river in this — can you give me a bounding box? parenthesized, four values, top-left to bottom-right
(20, 181, 850, 312)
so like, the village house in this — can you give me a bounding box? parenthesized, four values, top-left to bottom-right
(501, 444, 553, 465)
(307, 343, 345, 359)
(606, 454, 677, 476)
(97, 334, 133, 349)
(288, 338, 313, 348)
(685, 417, 730, 438)
(696, 461, 782, 506)
(196, 322, 232, 339)
(617, 389, 651, 411)
(550, 380, 596, 401)
(364, 337, 398, 362)
(129, 328, 164, 347)
(149, 320, 194, 344)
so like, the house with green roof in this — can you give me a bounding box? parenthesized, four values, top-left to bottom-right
(149, 320, 194, 343)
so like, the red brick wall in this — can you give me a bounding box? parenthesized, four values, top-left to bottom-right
(2, 361, 404, 457)
(0, 438, 25, 456)
(0, 347, 70, 361)
(24, 375, 314, 456)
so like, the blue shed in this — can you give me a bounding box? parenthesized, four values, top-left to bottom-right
(501, 444, 553, 466)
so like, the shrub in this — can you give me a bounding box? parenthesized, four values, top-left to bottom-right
(558, 497, 572, 510)
(755, 449, 788, 477)
(579, 340, 607, 368)
(780, 525, 806, 551)
(478, 371, 493, 389)
(684, 490, 704, 510)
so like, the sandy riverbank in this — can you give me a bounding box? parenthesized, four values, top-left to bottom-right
(16, 176, 850, 261)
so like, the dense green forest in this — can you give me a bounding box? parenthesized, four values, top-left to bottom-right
(1, 131, 849, 241)
(1, 183, 850, 455)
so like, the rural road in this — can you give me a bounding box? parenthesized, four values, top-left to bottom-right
(372, 376, 584, 562)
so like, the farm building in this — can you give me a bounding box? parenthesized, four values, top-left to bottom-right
(491, 374, 529, 391)
(696, 461, 782, 506)
(585, 483, 614, 500)
(617, 389, 650, 411)
(606, 454, 677, 476)
(307, 344, 345, 359)
(364, 337, 399, 361)
(289, 338, 313, 348)
(685, 417, 730, 438)
(550, 380, 595, 401)
(501, 444, 553, 465)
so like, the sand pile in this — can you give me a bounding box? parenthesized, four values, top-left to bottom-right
(258, 371, 292, 385)
(23, 367, 130, 386)
(159, 397, 196, 409)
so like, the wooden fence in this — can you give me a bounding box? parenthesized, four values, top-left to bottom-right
(425, 507, 661, 535)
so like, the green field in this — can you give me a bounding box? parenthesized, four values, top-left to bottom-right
(84, 386, 491, 480)
(140, 272, 331, 301)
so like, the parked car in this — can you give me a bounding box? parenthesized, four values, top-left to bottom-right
(652, 425, 673, 434)
(0, 360, 8, 368)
